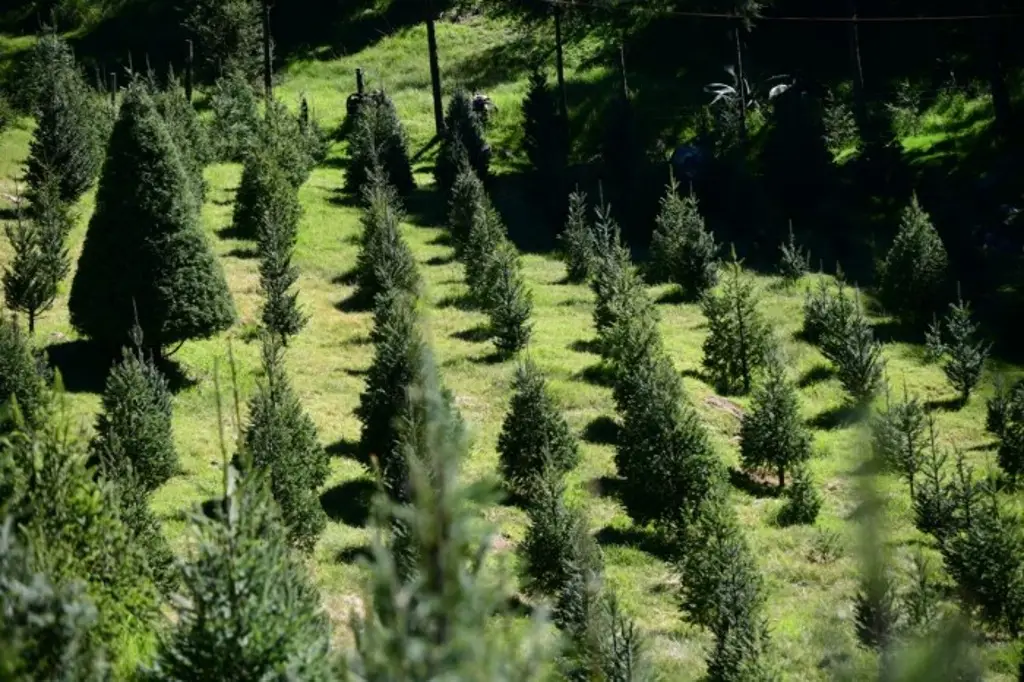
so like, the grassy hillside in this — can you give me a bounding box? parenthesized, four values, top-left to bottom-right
(1, 13, 1021, 680)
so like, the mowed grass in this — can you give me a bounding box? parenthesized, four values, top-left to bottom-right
(1, 15, 1021, 680)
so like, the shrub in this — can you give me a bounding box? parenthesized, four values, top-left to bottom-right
(987, 375, 1024, 439)
(354, 170, 421, 307)
(298, 95, 329, 165)
(253, 165, 306, 345)
(777, 463, 822, 526)
(830, 294, 885, 405)
(208, 69, 261, 162)
(778, 222, 810, 283)
(484, 243, 533, 356)
(435, 90, 489, 195)
(649, 175, 720, 299)
(447, 160, 486, 256)
(463, 203, 509, 309)
(345, 91, 415, 196)
(878, 195, 948, 329)
(0, 314, 49, 432)
(802, 271, 855, 355)
(559, 189, 596, 283)
(154, 72, 209, 203)
(870, 386, 926, 495)
(183, 0, 263, 83)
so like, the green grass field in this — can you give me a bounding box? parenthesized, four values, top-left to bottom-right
(1, 14, 1021, 680)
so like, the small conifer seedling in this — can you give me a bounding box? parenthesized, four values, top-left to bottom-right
(924, 290, 990, 405)
(778, 221, 811, 283)
(559, 189, 596, 283)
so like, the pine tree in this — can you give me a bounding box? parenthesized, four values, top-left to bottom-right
(463, 202, 510, 309)
(347, 342, 549, 680)
(484, 243, 533, 356)
(0, 518, 108, 681)
(253, 164, 306, 344)
(106, 461, 177, 594)
(345, 91, 415, 196)
(986, 375, 1024, 438)
(520, 464, 602, 598)
(23, 33, 104, 204)
(90, 342, 177, 494)
(871, 386, 926, 495)
(912, 427, 958, 544)
(2, 399, 161, 666)
(69, 83, 235, 357)
(208, 69, 261, 162)
(0, 314, 49, 432)
(298, 95, 329, 166)
(447, 157, 487, 254)
(521, 69, 568, 225)
(354, 169, 420, 307)
(778, 221, 810, 283)
(3, 175, 73, 333)
(154, 71, 210, 204)
(559, 189, 596, 284)
(435, 90, 490, 195)
(233, 146, 301, 241)
(258, 99, 316, 189)
(878, 195, 949, 328)
(802, 270, 855, 352)
(649, 175, 720, 300)
(739, 349, 811, 488)
(497, 359, 580, 499)
(925, 291, 989, 404)
(854, 567, 900, 650)
(777, 463, 821, 526)
(701, 250, 771, 395)
(240, 336, 329, 552)
(830, 295, 885, 405)
(184, 0, 263, 83)
(146, 468, 334, 681)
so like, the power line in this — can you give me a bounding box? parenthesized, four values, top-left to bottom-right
(542, 0, 1021, 23)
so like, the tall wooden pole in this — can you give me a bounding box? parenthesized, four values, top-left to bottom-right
(846, 0, 870, 138)
(262, 0, 273, 101)
(554, 5, 568, 122)
(184, 39, 194, 104)
(426, 3, 444, 136)
(733, 22, 748, 149)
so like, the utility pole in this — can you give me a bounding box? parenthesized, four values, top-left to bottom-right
(262, 0, 273, 101)
(426, 0, 444, 136)
(554, 4, 568, 122)
(184, 39, 194, 104)
(846, 0, 870, 138)
(733, 21, 748, 149)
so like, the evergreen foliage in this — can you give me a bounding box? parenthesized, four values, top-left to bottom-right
(154, 73, 210, 203)
(69, 83, 235, 355)
(993, 380, 1024, 480)
(253, 164, 306, 344)
(259, 99, 316, 189)
(777, 222, 810, 283)
(347, 343, 549, 680)
(146, 468, 334, 681)
(497, 359, 579, 499)
(241, 336, 329, 552)
(559, 189, 596, 283)
(912, 431, 958, 544)
(232, 146, 300, 240)
(558, 586, 657, 682)
(298, 95, 330, 166)
(107, 462, 176, 595)
(0, 314, 49, 432)
(1, 402, 161, 665)
(90, 343, 176, 494)
(878, 195, 949, 328)
(986, 375, 1024, 438)
(484, 243, 533, 356)
(649, 175, 719, 299)
(3, 175, 73, 333)
(184, 0, 263, 83)
(345, 92, 415, 196)
(448, 157, 487, 255)
(521, 69, 568, 224)
(23, 33, 104, 204)
(924, 292, 989, 404)
(463, 201, 509, 309)
(520, 464, 602, 598)
(208, 69, 261, 162)
(0, 518, 108, 681)
(435, 90, 490, 195)
(353, 170, 421, 307)
(871, 386, 926, 494)
(701, 251, 771, 395)
(854, 567, 900, 650)
(801, 270, 855, 352)
(830, 296, 885, 405)
(739, 349, 811, 488)
(777, 463, 821, 526)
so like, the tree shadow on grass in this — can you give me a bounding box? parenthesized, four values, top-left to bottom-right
(470, 350, 507, 366)
(586, 475, 625, 500)
(325, 437, 361, 461)
(335, 544, 373, 564)
(435, 293, 476, 311)
(425, 254, 456, 267)
(451, 324, 491, 343)
(214, 225, 250, 241)
(343, 366, 368, 378)
(428, 232, 454, 247)
(582, 416, 619, 446)
(331, 267, 359, 286)
(573, 362, 615, 388)
(335, 290, 373, 313)
(595, 525, 676, 562)
(655, 287, 690, 305)
(728, 467, 781, 499)
(872, 319, 923, 346)
(925, 395, 966, 412)
(45, 340, 113, 394)
(807, 404, 860, 430)
(226, 246, 258, 259)
(320, 478, 376, 527)
(569, 338, 601, 355)
(798, 364, 835, 388)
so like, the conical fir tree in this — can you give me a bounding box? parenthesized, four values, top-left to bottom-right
(777, 463, 821, 526)
(464, 202, 510, 309)
(521, 69, 568, 226)
(240, 336, 329, 552)
(233, 147, 301, 241)
(253, 165, 306, 345)
(701, 250, 771, 395)
(354, 168, 421, 308)
(739, 348, 811, 488)
(447, 155, 487, 255)
(3, 174, 73, 333)
(146, 467, 334, 681)
(90, 342, 177, 494)
(831, 294, 885, 406)
(871, 385, 926, 495)
(650, 174, 720, 300)
(346, 343, 550, 680)
(23, 33, 104, 204)
(258, 99, 316, 189)
(559, 189, 596, 284)
(497, 359, 580, 498)
(345, 92, 415, 196)
(435, 90, 490, 195)
(925, 290, 990, 405)
(0, 313, 49, 432)
(878, 195, 949, 328)
(69, 83, 235, 357)
(154, 70, 210, 203)
(0, 518, 109, 681)
(778, 221, 810, 284)
(484, 243, 533, 357)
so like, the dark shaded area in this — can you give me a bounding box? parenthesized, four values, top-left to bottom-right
(503, 594, 536, 619)
(655, 287, 690, 305)
(871, 319, 924, 346)
(320, 477, 376, 527)
(586, 475, 625, 500)
(335, 290, 373, 313)
(451, 324, 491, 343)
(925, 395, 966, 412)
(425, 253, 456, 266)
(225, 246, 258, 259)
(569, 338, 601, 355)
(729, 467, 781, 499)
(582, 415, 619, 446)
(595, 525, 676, 562)
(326, 437, 360, 460)
(331, 267, 359, 287)
(797, 364, 835, 389)
(335, 544, 373, 564)
(343, 366, 368, 378)
(470, 350, 506, 366)
(45, 339, 112, 394)
(343, 334, 372, 346)
(214, 225, 249, 241)
(574, 362, 615, 387)
(808, 404, 860, 430)
(435, 293, 475, 310)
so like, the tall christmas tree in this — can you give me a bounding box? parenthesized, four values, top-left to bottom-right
(69, 83, 235, 358)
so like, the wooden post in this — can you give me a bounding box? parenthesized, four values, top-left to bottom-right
(184, 39, 194, 103)
(426, 9, 444, 136)
(356, 67, 365, 95)
(109, 72, 117, 114)
(554, 5, 568, 122)
(733, 22, 747, 149)
(846, 0, 870, 138)
(262, 0, 273, 100)
(618, 41, 628, 100)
